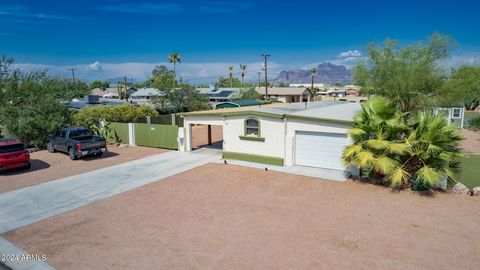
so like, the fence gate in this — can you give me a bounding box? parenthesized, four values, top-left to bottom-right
(134, 123, 179, 150)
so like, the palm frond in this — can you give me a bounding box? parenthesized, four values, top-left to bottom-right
(373, 156, 398, 175)
(388, 143, 411, 155)
(355, 150, 375, 167)
(414, 166, 441, 187)
(366, 139, 390, 150)
(386, 167, 410, 188)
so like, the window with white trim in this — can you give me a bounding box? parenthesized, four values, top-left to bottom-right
(452, 108, 461, 118)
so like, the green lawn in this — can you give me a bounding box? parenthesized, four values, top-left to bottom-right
(459, 154, 480, 189)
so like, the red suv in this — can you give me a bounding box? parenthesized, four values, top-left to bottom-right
(0, 139, 31, 172)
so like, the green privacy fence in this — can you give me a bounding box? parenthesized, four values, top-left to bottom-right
(132, 115, 184, 127)
(108, 122, 129, 143)
(134, 123, 179, 149)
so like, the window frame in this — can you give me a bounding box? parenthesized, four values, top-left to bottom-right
(452, 108, 461, 118)
(244, 118, 261, 137)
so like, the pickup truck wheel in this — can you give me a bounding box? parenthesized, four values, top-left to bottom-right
(47, 142, 55, 153)
(68, 148, 77, 160)
(24, 163, 31, 170)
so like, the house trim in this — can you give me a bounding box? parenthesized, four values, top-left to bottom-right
(222, 151, 284, 166)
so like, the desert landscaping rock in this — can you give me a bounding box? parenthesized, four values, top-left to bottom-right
(472, 187, 480, 196)
(452, 183, 471, 196)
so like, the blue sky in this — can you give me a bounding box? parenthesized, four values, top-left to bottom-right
(1, 0, 480, 82)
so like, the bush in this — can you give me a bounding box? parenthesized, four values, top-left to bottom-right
(0, 70, 87, 148)
(73, 105, 159, 127)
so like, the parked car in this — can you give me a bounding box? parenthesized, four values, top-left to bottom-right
(46, 128, 107, 160)
(0, 139, 31, 171)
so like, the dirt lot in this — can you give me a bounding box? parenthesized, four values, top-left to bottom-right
(0, 145, 167, 193)
(191, 125, 223, 149)
(4, 163, 479, 270)
(460, 129, 480, 154)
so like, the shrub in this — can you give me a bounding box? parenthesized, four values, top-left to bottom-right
(73, 105, 159, 127)
(343, 97, 463, 190)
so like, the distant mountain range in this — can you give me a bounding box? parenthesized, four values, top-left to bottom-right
(274, 62, 352, 84)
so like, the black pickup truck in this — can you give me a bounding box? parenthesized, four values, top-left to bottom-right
(47, 128, 107, 160)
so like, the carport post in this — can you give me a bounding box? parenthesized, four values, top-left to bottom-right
(208, 125, 212, 145)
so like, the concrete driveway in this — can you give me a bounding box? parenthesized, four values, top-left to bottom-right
(0, 148, 221, 234)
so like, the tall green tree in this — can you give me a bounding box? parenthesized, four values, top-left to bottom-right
(168, 53, 181, 88)
(438, 65, 480, 110)
(0, 69, 89, 147)
(353, 33, 455, 114)
(217, 76, 242, 88)
(89, 80, 110, 89)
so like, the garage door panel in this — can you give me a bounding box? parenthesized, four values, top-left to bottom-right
(295, 131, 348, 170)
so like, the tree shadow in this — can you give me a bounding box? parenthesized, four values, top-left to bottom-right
(0, 159, 50, 175)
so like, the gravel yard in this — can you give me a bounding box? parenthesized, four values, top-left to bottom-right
(4, 163, 479, 270)
(0, 145, 168, 193)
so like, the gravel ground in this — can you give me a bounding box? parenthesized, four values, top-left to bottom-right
(4, 163, 479, 270)
(0, 145, 168, 193)
(460, 129, 480, 154)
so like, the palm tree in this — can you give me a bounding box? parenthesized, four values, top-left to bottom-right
(239, 64, 247, 87)
(168, 53, 181, 88)
(310, 68, 317, 100)
(342, 97, 463, 190)
(228, 66, 233, 88)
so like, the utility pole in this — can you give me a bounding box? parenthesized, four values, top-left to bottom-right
(123, 76, 127, 101)
(67, 68, 77, 83)
(261, 54, 270, 99)
(257, 72, 262, 88)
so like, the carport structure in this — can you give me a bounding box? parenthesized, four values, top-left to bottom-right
(182, 115, 225, 152)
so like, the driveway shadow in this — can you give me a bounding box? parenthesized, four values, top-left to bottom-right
(0, 159, 50, 175)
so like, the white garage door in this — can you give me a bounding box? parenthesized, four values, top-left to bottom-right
(295, 131, 349, 170)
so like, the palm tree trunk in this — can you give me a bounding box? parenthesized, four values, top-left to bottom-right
(173, 62, 176, 88)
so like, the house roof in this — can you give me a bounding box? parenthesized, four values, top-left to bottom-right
(215, 100, 263, 108)
(255, 87, 309, 96)
(205, 90, 235, 98)
(182, 101, 361, 124)
(131, 88, 161, 97)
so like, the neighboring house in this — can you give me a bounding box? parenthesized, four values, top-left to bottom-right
(196, 86, 242, 103)
(91, 87, 118, 96)
(102, 92, 119, 99)
(255, 87, 311, 103)
(289, 83, 324, 88)
(179, 101, 362, 180)
(130, 88, 162, 102)
(433, 107, 465, 129)
(215, 100, 263, 109)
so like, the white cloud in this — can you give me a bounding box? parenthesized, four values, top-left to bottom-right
(338, 50, 362, 58)
(11, 61, 285, 84)
(88, 61, 102, 71)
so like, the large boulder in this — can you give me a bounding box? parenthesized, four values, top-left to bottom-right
(472, 187, 480, 197)
(452, 183, 471, 196)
